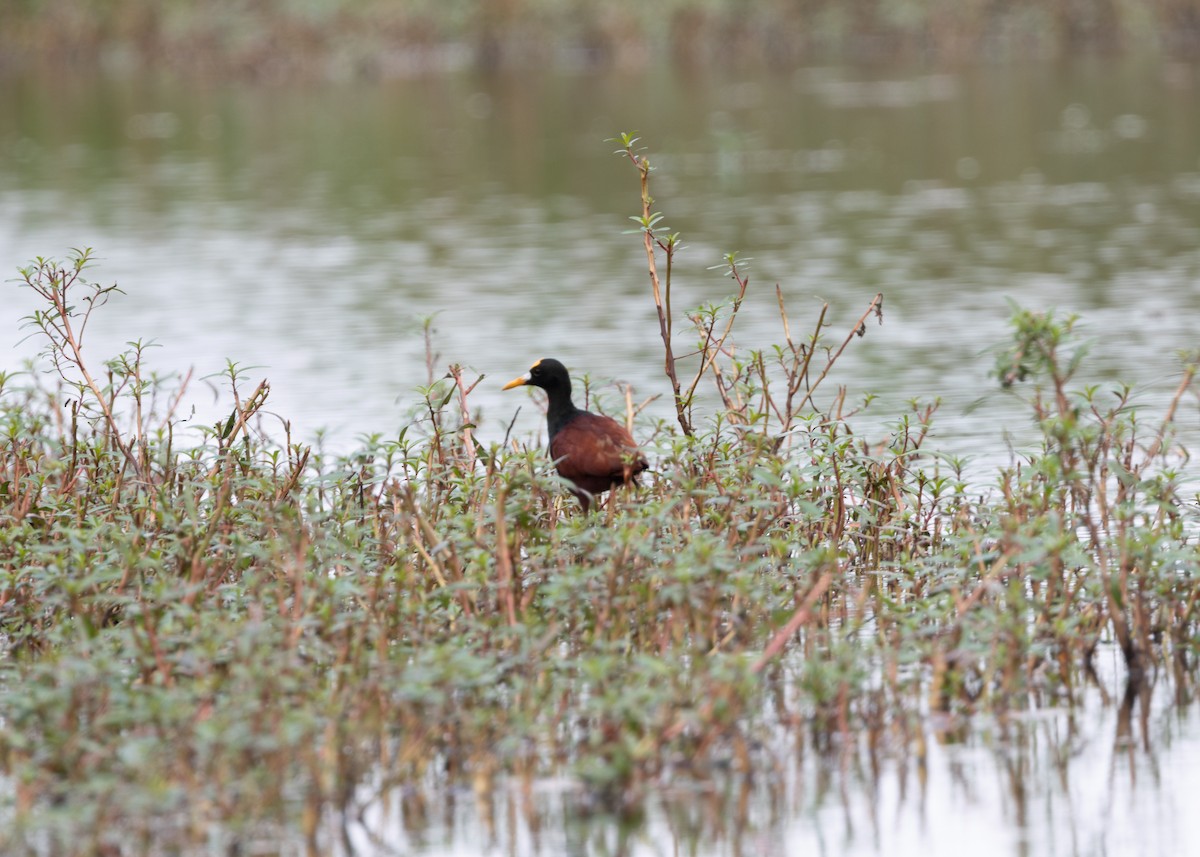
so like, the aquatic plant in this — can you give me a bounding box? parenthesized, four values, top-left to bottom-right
(0, 138, 1196, 852)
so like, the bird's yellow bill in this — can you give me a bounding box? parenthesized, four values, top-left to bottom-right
(502, 374, 529, 391)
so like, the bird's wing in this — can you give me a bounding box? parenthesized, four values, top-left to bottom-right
(550, 413, 646, 483)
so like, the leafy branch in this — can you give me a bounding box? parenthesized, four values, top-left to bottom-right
(16, 248, 144, 480)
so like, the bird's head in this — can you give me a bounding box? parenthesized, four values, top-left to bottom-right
(502, 358, 572, 394)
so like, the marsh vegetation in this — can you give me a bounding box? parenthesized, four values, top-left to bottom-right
(3, 0, 1199, 81)
(1, 140, 1197, 854)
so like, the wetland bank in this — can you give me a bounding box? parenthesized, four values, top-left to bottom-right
(3, 4, 1200, 854)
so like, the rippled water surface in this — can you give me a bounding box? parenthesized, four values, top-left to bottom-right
(2, 60, 1200, 855)
(3, 62, 1199, 458)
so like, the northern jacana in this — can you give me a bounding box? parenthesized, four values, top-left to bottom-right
(503, 358, 648, 513)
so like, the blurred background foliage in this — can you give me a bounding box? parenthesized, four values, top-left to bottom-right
(3, 0, 1199, 81)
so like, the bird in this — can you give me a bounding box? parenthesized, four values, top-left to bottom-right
(503, 358, 648, 513)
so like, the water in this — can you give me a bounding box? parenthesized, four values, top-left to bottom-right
(333, 646, 1200, 857)
(2, 60, 1200, 855)
(3, 62, 1199, 462)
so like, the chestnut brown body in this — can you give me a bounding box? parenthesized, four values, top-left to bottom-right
(503, 358, 648, 512)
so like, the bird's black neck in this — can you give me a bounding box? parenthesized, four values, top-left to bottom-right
(545, 392, 580, 440)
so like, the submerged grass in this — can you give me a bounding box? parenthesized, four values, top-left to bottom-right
(1, 139, 1198, 853)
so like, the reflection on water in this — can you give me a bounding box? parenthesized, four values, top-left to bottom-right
(1, 62, 1198, 468)
(331, 647, 1197, 856)
(2, 60, 1200, 856)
